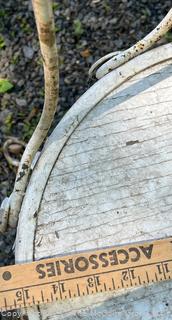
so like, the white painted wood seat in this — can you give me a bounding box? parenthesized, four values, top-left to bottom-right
(15, 43, 172, 319)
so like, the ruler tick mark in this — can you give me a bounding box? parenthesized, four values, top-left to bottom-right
(41, 290, 44, 302)
(77, 283, 81, 297)
(94, 276, 98, 293)
(112, 277, 115, 290)
(130, 278, 133, 287)
(1, 237, 172, 311)
(155, 273, 158, 282)
(68, 289, 72, 298)
(4, 298, 7, 309)
(59, 282, 62, 300)
(146, 272, 150, 283)
(14, 299, 17, 308)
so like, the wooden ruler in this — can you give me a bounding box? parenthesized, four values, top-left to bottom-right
(1, 237, 172, 312)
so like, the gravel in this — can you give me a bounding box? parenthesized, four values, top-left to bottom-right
(23, 45, 34, 59)
(15, 98, 27, 107)
(0, 0, 171, 318)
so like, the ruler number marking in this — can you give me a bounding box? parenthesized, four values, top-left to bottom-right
(1, 237, 172, 311)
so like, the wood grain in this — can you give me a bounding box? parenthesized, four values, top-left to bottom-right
(1, 237, 172, 312)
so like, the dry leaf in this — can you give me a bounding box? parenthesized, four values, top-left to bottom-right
(80, 48, 91, 58)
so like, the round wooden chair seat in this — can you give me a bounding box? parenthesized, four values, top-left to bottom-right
(15, 43, 172, 319)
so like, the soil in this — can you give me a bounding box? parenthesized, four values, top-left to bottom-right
(0, 0, 171, 318)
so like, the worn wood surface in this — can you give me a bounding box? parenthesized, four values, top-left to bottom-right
(15, 44, 172, 319)
(1, 238, 172, 312)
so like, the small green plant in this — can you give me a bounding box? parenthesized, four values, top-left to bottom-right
(141, 8, 151, 18)
(21, 18, 32, 34)
(22, 121, 35, 140)
(4, 113, 14, 132)
(165, 31, 172, 42)
(39, 88, 44, 97)
(73, 19, 84, 38)
(0, 9, 6, 17)
(0, 79, 13, 93)
(22, 113, 40, 140)
(10, 30, 16, 39)
(55, 25, 60, 33)
(103, 1, 110, 13)
(11, 55, 19, 65)
(0, 34, 5, 48)
(52, 3, 60, 11)
(36, 56, 43, 66)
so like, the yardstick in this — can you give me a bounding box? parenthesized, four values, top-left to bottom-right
(1, 237, 172, 312)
